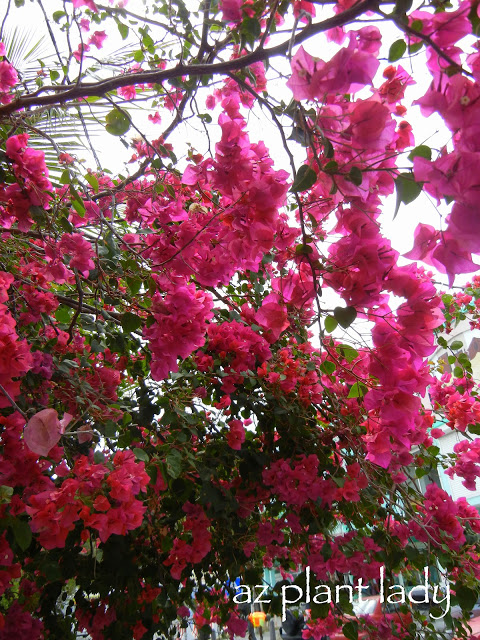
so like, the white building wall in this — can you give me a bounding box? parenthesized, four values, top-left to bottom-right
(430, 320, 480, 508)
(435, 430, 480, 503)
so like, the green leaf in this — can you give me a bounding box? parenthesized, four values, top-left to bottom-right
(295, 243, 313, 256)
(105, 109, 131, 136)
(348, 166, 362, 186)
(408, 41, 423, 55)
(388, 39, 407, 62)
(118, 22, 129, 40)
(90, 339, 104, 353)
(94, 451, 105, 464)
(29, 205, 46, 223)
(323, 138, 334, 158)
(342, 621, 358, 640)
(60, 169, 71, 185)
(470, 1, 480, 37)
(0, 486, 13, 502)
(55, 307, 72, 324)
(70, 199, 85, 218)
(121, 312, 142, 333)
(52, 10, 66, 23)
(324, 316, 338, 333)
(133, 448, 150, 462)
(142, 33, 154, 49)
(104, 422, 117, 438)
(11, 518, 32, 551)
(334, 306, 357, 329)
(453, 366, 463, 378)
(241, 17, 261, 45)
(337, 344, 358, 362)
(291, 165, 317, 192)
(324, 160, 338, 173)
(84, 173, 99, 192)
(126, 277, 141, 295)
(200, 482, 225, 513)
(408, 145, 432, 162)
(468, 423, 480, 435)
(411, 19, 423, 31)
(450, 340, 463, 350)
(455, 585, 478, 612)
(288, 127, 308, 146)
(39, 557, 61, 581)
(166, 450, 182, 479)
(69, 187, 86, 217)
(394, 173, 423, 219)
(348, 382, 368, 398)
(320, 360, 335, 375)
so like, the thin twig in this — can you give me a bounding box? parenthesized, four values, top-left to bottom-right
(0, 0, 11, 43)
(0, 0, 380, 117)
(0, 383, 27, 418)
(379, 7, 473, 78)
(66, 269, 83, 344)
(197, 0, 212, 60)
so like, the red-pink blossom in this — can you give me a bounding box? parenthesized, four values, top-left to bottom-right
(145, 283, 213, 380)
(0, 61, 18, 92)
(119, 85, 136, 100)
(148, 111, 162, 124)
(287, 37, 379, 101)
(349, 99, 395, 150)
(72, 0, 98, 10)
(73, 43, 91, 62)
(58, 233, 95, 275)
(220, 0, 242, 22)
(88, 31, 107, 49)
(254, 293, 289, 342)
(226, 419, 245, 450)
(293, 0, 316, 22)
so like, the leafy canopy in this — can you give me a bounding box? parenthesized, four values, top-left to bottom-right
(0, 0, 479, 639)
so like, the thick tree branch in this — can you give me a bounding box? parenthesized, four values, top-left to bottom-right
(0, 0, 378, 118)
(54, 292, 122, 322)
(197, 0, 213, 60)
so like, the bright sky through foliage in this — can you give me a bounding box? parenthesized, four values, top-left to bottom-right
(1, 0, 480, 638)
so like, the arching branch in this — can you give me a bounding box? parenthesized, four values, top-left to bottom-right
(0, 0, 379, 118)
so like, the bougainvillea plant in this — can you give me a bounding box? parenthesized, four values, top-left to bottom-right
(0, 0, 479, 637)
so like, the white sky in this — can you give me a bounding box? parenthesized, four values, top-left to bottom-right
(3, 0, 477, 294)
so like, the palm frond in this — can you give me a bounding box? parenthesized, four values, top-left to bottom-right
(0, 29, 155, 183)
(23, 107, 106, 184)
(3, 26, 54, 84)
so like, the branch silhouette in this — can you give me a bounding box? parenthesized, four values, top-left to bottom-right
(0, 0, 378, 117)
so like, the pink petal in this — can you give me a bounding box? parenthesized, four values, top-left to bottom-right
(24, 409, 62, 457)
(59, 412, 73, 433)
(77, 424, 93, 444)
